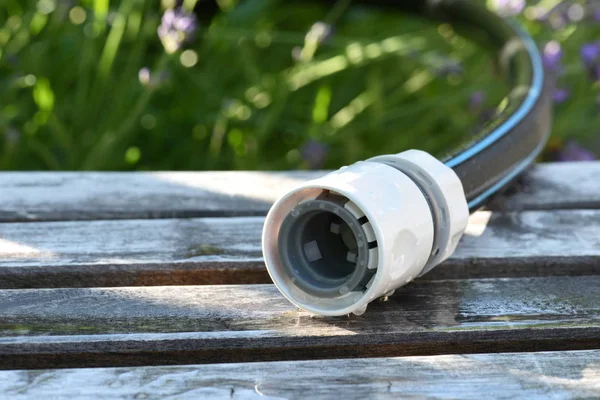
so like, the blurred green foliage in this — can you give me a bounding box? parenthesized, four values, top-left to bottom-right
(0, 0, 597, 170)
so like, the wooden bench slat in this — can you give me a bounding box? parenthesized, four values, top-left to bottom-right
(0, 163, 597, 223)
(2, 350, 599, 399)
(0, 171, 316, 222)
(488, 162, 600, 211)
(1, 210, 600, 288)
(1, 276, 599, 369)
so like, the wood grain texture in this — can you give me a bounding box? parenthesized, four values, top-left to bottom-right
(0, 163, 597, 222)
(0, 171, 319, 222)
(488, 161, 600, 211)
(1, 276, 599, 369)
(2, 350, 599, 399)
(1, 210, 600, 288)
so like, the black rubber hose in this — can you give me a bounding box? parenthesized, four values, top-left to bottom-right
(316, 0, 552, 210)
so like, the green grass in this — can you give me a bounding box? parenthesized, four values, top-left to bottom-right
(0, 0, 597, 171)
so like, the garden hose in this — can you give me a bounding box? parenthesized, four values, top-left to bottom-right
(262, 0, 552, 315)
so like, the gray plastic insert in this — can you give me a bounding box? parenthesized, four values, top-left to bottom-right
(277, 192, 376, 298)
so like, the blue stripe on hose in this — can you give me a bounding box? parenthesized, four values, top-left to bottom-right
(445, 25, 544, 169)
(466, 130, 550, 210)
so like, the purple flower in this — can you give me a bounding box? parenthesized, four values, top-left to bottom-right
(491, 0, 525, 16)
(301, 140, 328, 169)
(158, 8, 198, 54)
(543, 41, 563, 71)
(593, 8, 600, 22)
(580, 42, 600, 80)
(552, 88, 570, 104)
(469, 91, 486, 112)
(558, 141, 596, 162)
(581, 42, 600, 65)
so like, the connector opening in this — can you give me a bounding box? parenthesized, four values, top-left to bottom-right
(278, 196, 374, 298)
(290, 210, 357, 280)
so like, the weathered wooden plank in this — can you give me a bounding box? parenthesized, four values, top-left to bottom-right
(2, 350, 599, 399)
(488, 161, 600, 211)
(0, 217, 264, 288)
(0, 163, 597, 223)
(0, 171, 318, 222)
(1, 276, 599, 369)
(1, 210, 600, 288)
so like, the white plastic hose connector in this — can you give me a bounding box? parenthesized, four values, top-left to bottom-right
(262, 150, 469, 316)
